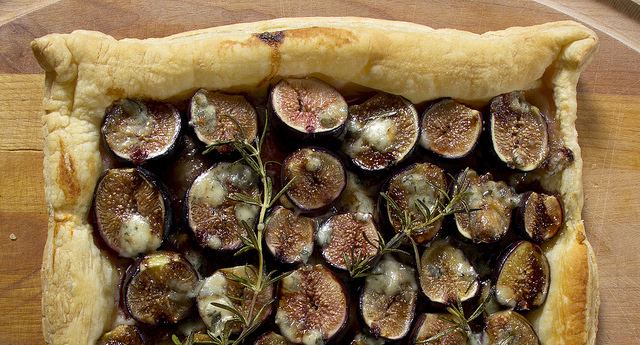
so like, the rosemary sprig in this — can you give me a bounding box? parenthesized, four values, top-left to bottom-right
(344, 168, 476, 279)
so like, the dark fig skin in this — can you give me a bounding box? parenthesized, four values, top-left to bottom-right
(515, 191, 563, 243)
(96, 325, 147, 345)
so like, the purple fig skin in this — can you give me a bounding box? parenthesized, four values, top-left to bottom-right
(516, 191, 563, 243)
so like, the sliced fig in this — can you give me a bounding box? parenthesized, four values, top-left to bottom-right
(254, 331, 293, 345)
(93, 168, 170, 258)
(489, 91, 549, 171)
(419, 239, 479, 304)
(517, 192, 563, 242)
(410, 313, 467, 345)
(197, 265, 274, 337)
(124, 251, 199, 325)
(342, 93, 420, 171)
(492, 240, 550, 311)
(482, 310, 540, 345)
(185, 162, 260, 250)
(383, 162, 447, 244)
(189, 89, 259, 154)
(541, 145, 574, 174)
(360, 255, 418, 340)
(97, 325, 146, 345)
(270, 77, 348, 141)
(317, 212, 379, 270)
(275, 264, 348, 344)
(350, 333, 385, 345)
(264, 206, 315, 264)
(454, 169, 519, 244)
(419, 98, 482, 159)
(282, 146, 346, 213)
(102, 98, 181, 165)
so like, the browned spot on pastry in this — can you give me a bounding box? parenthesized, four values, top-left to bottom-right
(106, 87, 125, 98)
(286, 27, 356, 48)
(253, 31, 284, 87)
(256, 31, 285, 46)
(57, 140, 81, 204)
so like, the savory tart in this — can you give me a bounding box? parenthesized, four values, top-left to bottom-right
(31, 17, 599, 344)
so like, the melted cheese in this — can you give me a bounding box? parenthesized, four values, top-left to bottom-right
(367, 255, 417, 296)
(118, 214, 161, 258)
(361, 117, 397, 152)
(197, 272, 232, 336)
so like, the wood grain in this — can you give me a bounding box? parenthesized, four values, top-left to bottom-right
(0, 1, 638, 344)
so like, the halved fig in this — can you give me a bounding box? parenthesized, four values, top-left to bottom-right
(270, 77, 348, 141)
(185, 162, 260, 250)
(254, 331, 293, 345)
(342, 93, 420, 171)
(93, 168, 170, 258)
(350, 333, 385, 345)
(97, 325, 146, 345)
(360, 255, 418, 340)
(124, 251, 199, 325)
(419, 98, 482, 159)
(317, 212, 379, 270)
(517, 192, 563, 242)
(189, 89, 259, 154)
(419, 239, 479, 304)
(410, 313, 467, 345)
(489, 91, 549, 171)
(542, 145, 574, 174)
(197, 265, 274, 337)
(264, 206, 315, 264)
(454, 169, 519, 244)
(102, 98, 181, 165)
(383, 162, 447, 244)
(282, 146, 346, 213)
(492, 240, 550, 311)
(482, 310, 540, 345)
(275, 264, 348, 344)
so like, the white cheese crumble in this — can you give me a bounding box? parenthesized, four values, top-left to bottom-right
(361, 117, 396, 152)
(118, 214, 161, 258)
(366, 255, 417, 296)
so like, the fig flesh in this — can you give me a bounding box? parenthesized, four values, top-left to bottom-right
(185, 162, 260, 250)
(124, 251, 199, 325)
(93, 168, 169, 258)
(254, 331, 293, 345)
(317, 212, 379, 270)
(102, 98, 181, 165)
(197, 265, 274, 337)
(275, 264, 348, 344)
(454, 169, 519, 244)
(342, 93, 419, 171)
(419, 239, 479, 304)
(264, 206, 315, 264)
(282, 146, 346, 213)
(360, 255, 418, 340)
(493, 240, 550, 311)
(96, 325, 146, 345)
(189, 89, 259, 154)
(489, 91, 549, 171)
(419, 98, 482, 159)
(270, 77, 348, 140)
(517, 191, 563, 242)
(410, 313, 467, 345)
(482, 310, 540, 345)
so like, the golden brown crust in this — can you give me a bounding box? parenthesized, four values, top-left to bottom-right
(32, 17, 599, 345)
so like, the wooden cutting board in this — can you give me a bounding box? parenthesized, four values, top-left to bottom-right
(0, 0, 638, 344)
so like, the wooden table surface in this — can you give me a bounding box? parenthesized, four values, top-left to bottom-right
(0, 1, 638, 344)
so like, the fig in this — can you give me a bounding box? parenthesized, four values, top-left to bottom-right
(454, 169, 519, 244)
(489, 91, 549, 171)
(264, 206, 315, 264)
(317, 212, 379, 270)
(360, 255, 418, 340)
(419, 98, 482, 159)
(342, 93, 420, 171)
(101, 98, 181, 165)
(197, 265, 274, 337)
(410, 313, 467, 345)
(492, 240, 550, 311)
(124, 251, 199, 325)
(282, 146, 346, 213)
(270, 77, 348, 141)
(418, 239, 479, 304)
(482, 310, 540, 344)
(350, 333, 385, 345)
(189, 89, 259, 154)
(185, 162, 260, 250)
(275, 264, 348, 344)
(96, 325, 146, 345)
(335, 171, 378, 215)
(93, 168, 170, 258)
(254, 331, 293, 345)
(516, 191, 563, 242)
(383, 162, 447, 244)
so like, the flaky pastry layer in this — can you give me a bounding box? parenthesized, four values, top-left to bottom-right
(31, 17, 599, 345)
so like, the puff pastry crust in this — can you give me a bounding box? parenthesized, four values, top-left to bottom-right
(31, 17, 599, 345)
